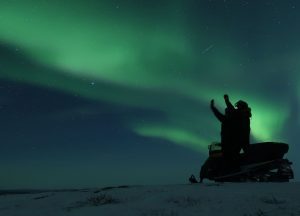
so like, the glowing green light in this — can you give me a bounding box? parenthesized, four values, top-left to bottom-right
(0, 0, 292, 153)
(134, 125, 209, 152)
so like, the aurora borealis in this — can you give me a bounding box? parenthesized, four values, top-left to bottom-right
(0, 0, 299, 188)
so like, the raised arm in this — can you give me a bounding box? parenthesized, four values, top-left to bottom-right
(210, 99, 225, 122)
(224, 94, 235, 111)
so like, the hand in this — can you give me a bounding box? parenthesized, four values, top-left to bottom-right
(210, 99, 215, 108)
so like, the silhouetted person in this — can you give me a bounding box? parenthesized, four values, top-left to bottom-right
(234, 100, 251, 154)
(210, 95, 236, 161)
(210, 95, 251, 170)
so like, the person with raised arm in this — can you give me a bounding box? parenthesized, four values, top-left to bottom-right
(210, 94, 251, 170)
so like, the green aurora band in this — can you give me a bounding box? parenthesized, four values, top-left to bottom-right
(0, 0, 296, 152)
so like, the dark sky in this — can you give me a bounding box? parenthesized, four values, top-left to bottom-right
(0, 0, 299, 188)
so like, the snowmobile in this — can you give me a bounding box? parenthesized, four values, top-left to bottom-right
(191, 142, 294, 183)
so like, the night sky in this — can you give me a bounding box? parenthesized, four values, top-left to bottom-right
(0, 0, 299, 189)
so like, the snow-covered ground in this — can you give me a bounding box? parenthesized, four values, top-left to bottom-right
(1, 182, 300, 216)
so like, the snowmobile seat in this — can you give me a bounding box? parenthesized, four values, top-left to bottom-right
(240, 142, 289, 165)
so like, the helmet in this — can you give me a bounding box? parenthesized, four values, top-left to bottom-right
(235, 100, 252, 117)
(235, 100, 248, 109)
